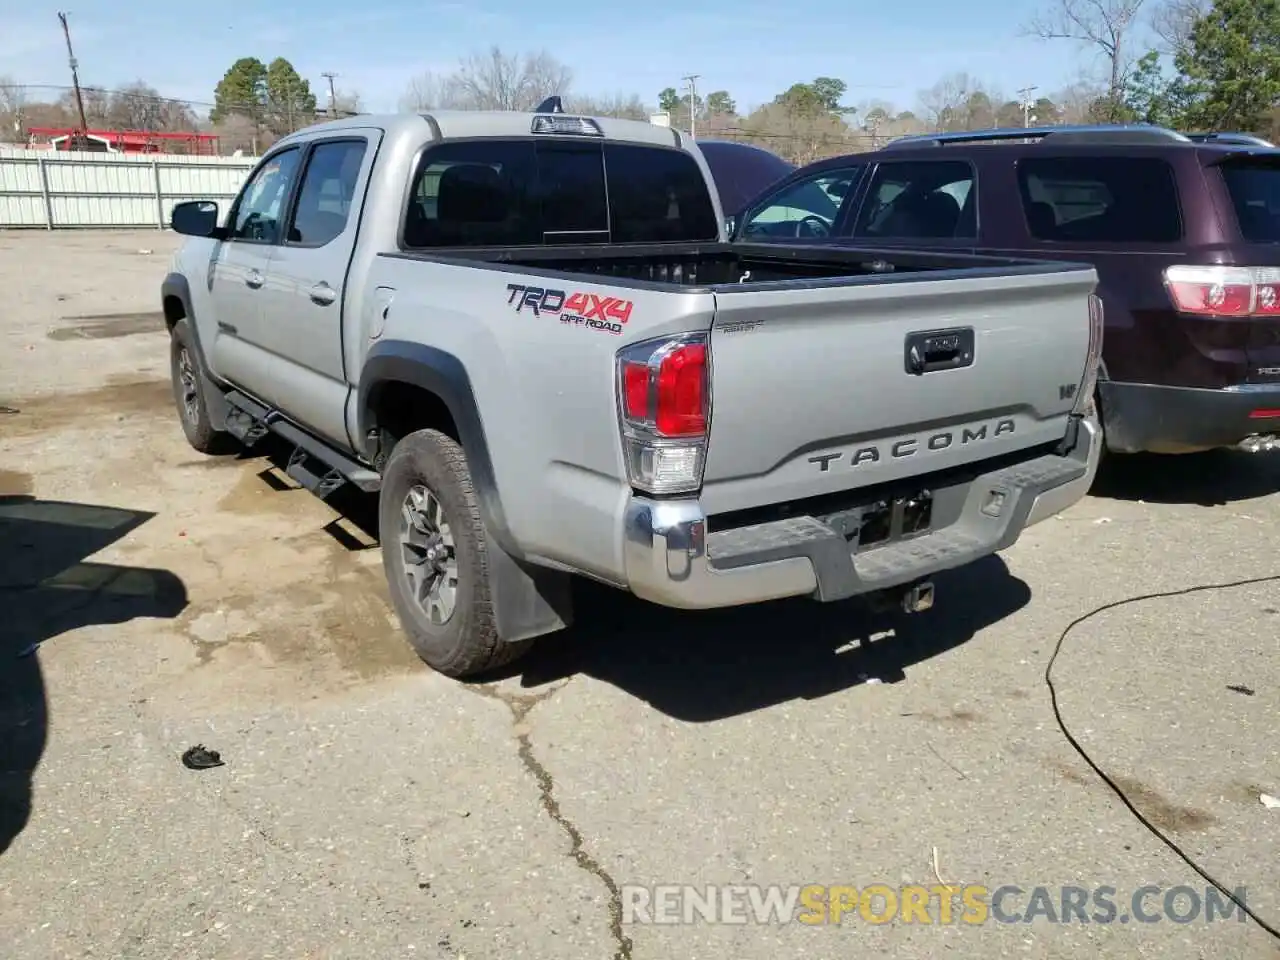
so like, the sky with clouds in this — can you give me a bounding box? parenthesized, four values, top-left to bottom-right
(1, 0, 1136, 116)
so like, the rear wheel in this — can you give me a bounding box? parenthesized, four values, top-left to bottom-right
(169, 320, 233, 455)
(378, 428, 533, 678)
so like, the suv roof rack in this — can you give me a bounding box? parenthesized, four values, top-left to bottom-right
(1184, 131, 1274, 147)
(883, 123, 1193, 149)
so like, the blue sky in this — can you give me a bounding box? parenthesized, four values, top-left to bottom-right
(3, 0, 1141, 116)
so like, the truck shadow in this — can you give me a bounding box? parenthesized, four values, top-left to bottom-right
(0, 496, 188, 858)
(515, 554, 1030, 722)
(1091, 450, 1280, 506)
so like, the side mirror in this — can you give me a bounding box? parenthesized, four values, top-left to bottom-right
(170, 200, 222, 238)
(724, 215, 736, 238)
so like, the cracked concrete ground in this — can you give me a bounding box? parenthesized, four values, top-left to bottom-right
(2, 230, 1279, 959)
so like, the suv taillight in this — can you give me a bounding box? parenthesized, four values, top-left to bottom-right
(1164, 265, 1280, 317)
(1074, 293, 1105, 415)
(616, 333, 710, 495)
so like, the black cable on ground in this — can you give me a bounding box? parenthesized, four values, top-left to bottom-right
(1044, 573, 1280, 942)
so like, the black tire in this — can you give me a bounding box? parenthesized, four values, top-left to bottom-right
(169, 320, 233, 455)
(378, 428, 533, 678)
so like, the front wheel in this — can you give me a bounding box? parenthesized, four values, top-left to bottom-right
(169, 320, 233, 455)
(378, 428, 533, 678)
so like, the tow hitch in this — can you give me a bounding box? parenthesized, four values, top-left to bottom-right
(868, 579, 936, 615)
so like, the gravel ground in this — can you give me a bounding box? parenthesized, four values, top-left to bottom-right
(2, 229, 1279, 960)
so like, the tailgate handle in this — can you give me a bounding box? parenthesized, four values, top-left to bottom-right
(905, 327, 975, 376)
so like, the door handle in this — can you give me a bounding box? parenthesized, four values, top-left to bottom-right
(245, 269, 264, 289)
(309, 282, 337, 306)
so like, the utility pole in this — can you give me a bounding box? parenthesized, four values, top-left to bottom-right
(321, 72, 338, 118)
(1016, 85, 1038, 128)
(682, 74, 700, 139)
(57, 12, 89, 139)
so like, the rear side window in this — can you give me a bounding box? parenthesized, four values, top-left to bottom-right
(605, 142, 719, 242)
(402, 138, 718, 248)
(1218, 161, 1280, 243)
(1017, 157, 1182, 243)
(851, 160, 976, 240)
(288, 139, 367, 246)
(403, 140, 540, 248)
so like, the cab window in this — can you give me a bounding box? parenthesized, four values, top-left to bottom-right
(229, 147, 302, 244)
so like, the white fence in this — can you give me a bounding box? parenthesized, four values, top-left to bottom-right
(0, 147, 256, 229)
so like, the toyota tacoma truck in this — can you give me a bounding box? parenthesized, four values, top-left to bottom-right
(161, 106, 1105, 679)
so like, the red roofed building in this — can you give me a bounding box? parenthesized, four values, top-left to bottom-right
(25, 128, 222, 156)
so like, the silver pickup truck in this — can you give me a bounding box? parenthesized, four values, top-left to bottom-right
(162, 108, 1104, 678)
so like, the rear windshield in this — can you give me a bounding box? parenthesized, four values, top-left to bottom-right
(1218, 160, 1280, 243)
(402, 138, 719, 248)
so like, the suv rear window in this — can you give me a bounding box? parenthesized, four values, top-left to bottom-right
(402, 139, 718, 248)
(1017, 157, 1182, 243)
(1218, 160, 1280, 243)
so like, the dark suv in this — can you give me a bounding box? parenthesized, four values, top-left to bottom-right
(729, 125, 1280, 456)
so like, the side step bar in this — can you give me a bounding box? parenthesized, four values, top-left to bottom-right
(224, 390, 381, 499)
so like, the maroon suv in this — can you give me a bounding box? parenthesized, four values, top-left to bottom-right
(729, 125, 1280, 456)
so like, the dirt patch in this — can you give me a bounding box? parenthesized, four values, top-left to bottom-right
(215, 464, 322, 518)
(177, 547, 418, 683)
(1045, 761, 1218, 832)
(2, 378, 173, 436)
(48, 311, 166, 341)
(1110, 775, 1217, 833)
(1045, 759, 1093, 787)
(0, 470, 33, 496)
(908, 707, 984, 725)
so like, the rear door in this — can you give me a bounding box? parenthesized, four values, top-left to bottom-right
(1210, 154, 1280, 383)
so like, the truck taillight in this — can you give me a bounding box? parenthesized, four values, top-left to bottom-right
(616, 334, 710, 495)
(1163, 265, 1280, 317)
(1074, 293, 1105, 415)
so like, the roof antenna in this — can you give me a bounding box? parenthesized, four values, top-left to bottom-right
(534, 95, 563, 114)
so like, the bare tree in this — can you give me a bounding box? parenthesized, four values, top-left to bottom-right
(401, 48, 572, 112)
(917, 72, 982, 131)
(0, 75, 27, 141)
(1150, 0, 1209, 56)
(450, 47, 572, 111)
(400, 70, 457, 111)
(564, 93, 650, 120)
(1024, 0, 1149, 104)
(740, 102, 859, 165)
(1053, 78, 1109, 123)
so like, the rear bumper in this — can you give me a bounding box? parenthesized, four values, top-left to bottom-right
(1099, 381, 1280, 454)
(622, 412, 1100, 610)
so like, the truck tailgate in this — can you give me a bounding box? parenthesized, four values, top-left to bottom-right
(700, 265, 1097, 515)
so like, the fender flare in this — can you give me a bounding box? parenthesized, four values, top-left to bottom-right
(357, 339, 515, 555)
(161, 272, 230, 431)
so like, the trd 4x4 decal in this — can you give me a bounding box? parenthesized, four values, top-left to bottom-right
(505, 283, 633, 335)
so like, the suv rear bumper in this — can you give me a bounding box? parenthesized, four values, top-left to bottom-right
(622, 413, 1101, 610)
(1099, 381, 1280, 454)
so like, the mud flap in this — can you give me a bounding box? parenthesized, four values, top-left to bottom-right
(487, 537, 574, 643)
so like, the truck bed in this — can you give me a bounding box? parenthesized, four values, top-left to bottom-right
(370, 238, 1097, 527)
(385, 241, 1084, 289)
